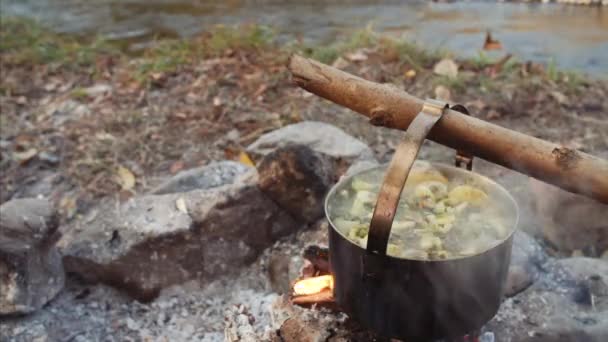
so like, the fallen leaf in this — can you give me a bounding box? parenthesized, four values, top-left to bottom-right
(238, 151, 255, 167)
(96, 132, 116, 142)
(172, 112, 188, 121)
(175, 197, 188, 214)
(83, 84, 112, 97)
(345, 50, 368, 62)
(331, 57, 350, 69)
(434, 85, 451, 102)
(44, 82, 57, 92)
(13, 148, 38, 163)
(16, 96, 27, 105)
(39, 151, 60, 165)
(404, 69, 417, 79)
(483, 31, 502, 51)
(433, 59, 459, 79)
(115, 166, 136, 190)
(464, 99, 487, 111)
(118, 190, 134, 203)
(550, 91, 569, 106)
(486, 109, 502, 120)
(170, 160, 184, 174)
(59, 195, 78, 220)
(253, 84, 268, 98)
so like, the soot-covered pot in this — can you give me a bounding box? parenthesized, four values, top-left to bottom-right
(324, 100, 519, 341)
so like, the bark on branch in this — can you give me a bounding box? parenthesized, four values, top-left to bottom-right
(287, 54, 608, 204)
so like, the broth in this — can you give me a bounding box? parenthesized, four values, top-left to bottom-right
(327, 162, 516, 260)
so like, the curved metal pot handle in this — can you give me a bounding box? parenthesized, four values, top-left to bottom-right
(367, 99, 449, 255)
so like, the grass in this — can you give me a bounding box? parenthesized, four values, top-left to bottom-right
(434, 75, 467, 94)
(292, 23, 440, 70)
(0, 17, 120, 68)
(0, 16, 591, 94)
(133, 24, 276, 80)
(0, 18, 277, 81)
(471, 51, 494, 69)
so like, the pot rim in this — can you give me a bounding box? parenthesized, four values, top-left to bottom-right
(324, 161, 520, 262)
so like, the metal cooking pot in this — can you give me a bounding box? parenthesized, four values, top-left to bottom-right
(324, 100, 519, 341)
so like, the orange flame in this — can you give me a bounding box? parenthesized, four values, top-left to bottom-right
(293, 275, 334, 296)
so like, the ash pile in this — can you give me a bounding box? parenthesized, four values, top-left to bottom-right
(2, 121, 608, 342)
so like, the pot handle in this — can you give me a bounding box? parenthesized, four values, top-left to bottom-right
(367, 99, 449, 255)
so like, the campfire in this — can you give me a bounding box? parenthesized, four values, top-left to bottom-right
(289, 246, 494, 342)
(291, 246, 335, 306)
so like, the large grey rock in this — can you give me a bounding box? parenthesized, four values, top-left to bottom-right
(487, 257, 608, 342)
(0, 199, 64, 315)
(151, 161, 251, 195)
(60, 170, 301, 301)
(504, 230, 547, 297)
(530, 178, 608, 254)
(247, 121, 375, 162)
(257, 145, 337, 223)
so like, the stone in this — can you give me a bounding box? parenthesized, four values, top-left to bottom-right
(224, 305, 259, 342)
(82, 83, 112, 97)
(487, 257, 608, 341)
(0, 198, 64, 315)
(505, 230, 546, 297)
(433, 58, 459, 79)
(529, 178, 608, 253)
(257, 145, 336, 223)
(150, 161, 251, 195)
(278, 317, 329, 342)
(504, 264, 533, 298)
(42, 99, 90, 127)
(60, 170, 301, 301)
(247, 121, 375, 163)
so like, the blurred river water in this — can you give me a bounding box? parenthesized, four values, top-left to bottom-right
(2, 0, 607, 74)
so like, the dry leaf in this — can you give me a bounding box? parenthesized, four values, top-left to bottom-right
(238, 151, 255, 167)
(175, 197, 188, 214)
(172, 112, 188, 120)
(13, 148, 38, 163)
(345, 50, 368, 62)
(115, 166, 136, 190)
(483, 31, 502, 51)
(331, 57, 350, 69)
(404, 69, 416, 78)
(96, 132, 116, 141)
(59, 195, 78, 220)
(170, 160, 184, 174)
(434, 85, 451, 102)
(433, 58, 459, 79)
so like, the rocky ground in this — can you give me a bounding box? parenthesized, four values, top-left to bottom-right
(1, 19, 608, 342)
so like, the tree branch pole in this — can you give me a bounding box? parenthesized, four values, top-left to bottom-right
(287, 54, 608, 204)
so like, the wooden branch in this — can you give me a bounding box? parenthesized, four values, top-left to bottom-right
(288, 54, 608, 204)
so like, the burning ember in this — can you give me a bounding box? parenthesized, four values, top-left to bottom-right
(293, 275, 333, 296)
(290, 246, 336, 306)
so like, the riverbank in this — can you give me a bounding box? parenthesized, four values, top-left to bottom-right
(1, 18, 607, 219)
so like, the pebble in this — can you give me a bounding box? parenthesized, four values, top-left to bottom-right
(126, 318, 138, 331)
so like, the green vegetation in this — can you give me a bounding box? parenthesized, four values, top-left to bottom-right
(135, 24, 276, 79)
(0, 16, 590, 92)
(0, 17, 119, 68)
(292, 23, 440, 68)
(471, 51, 494, 69)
